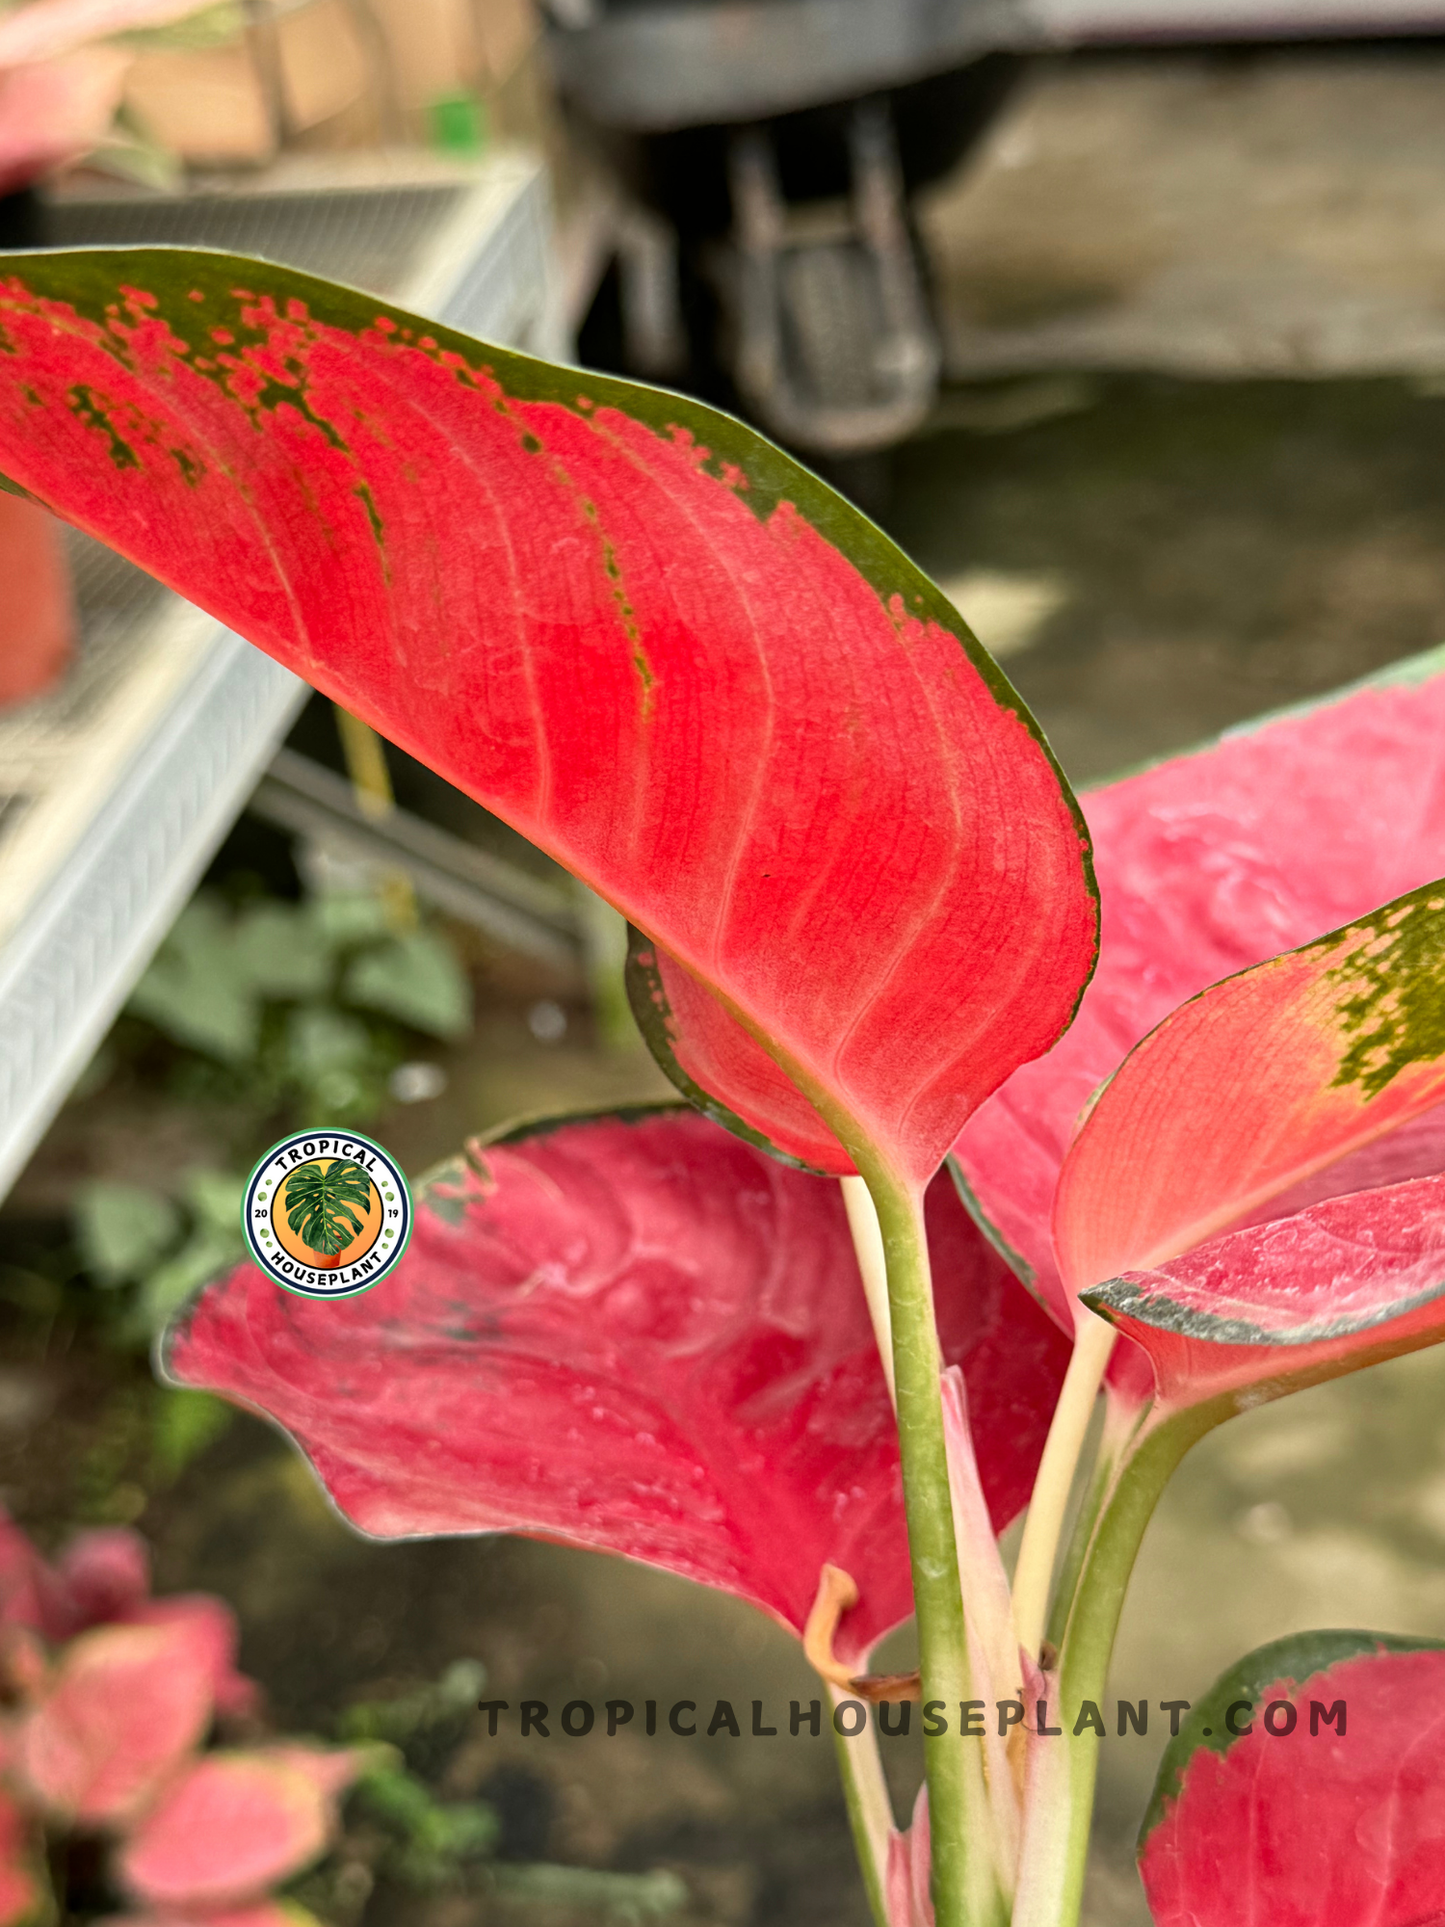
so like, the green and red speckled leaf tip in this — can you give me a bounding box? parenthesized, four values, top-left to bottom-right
(163, 1108, 1070, 1666)
(1062, 870, 1445, 1411)
(0, 248, 1097, 1189)
(1138, 1631, 1445, 1927)
(1058, 872, 1445, 1292)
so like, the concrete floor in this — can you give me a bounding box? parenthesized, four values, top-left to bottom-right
(921, 43, 1445, 379)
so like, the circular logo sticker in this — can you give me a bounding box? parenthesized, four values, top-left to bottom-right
(242, 1131, 412, 1298)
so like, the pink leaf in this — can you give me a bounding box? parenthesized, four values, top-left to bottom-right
(0, 0, 219, 66)
(0, 1513, 47, 1635)
(47, 1526, 149, 1634)
(118, 1748, 364, 1910)
(16, 1618, 215, 1824)
(0, 250, 1096, 1189)
(0, 1512, 149, 1643)
(0, 1789, 42, 1927)
(1139, 1633, 1445, 1926)
(102, 1910, 321, 1927)
(1088, 1172, 1445, 1410)
(0, 48, 129, 196)
(0, 1515, 257, 1716)
(124, 1597, 258, 1721)
(103, 1912, 317, 1927)
(956, 654, 1445, 1327)
(164, 1109, 1069, 1665)
(886, 1784, 934, 1927)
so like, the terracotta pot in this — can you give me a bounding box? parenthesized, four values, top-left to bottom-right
(0, 492, 76, 709)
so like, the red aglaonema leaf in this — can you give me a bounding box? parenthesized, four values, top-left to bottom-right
(117, 1746, 365, 1911)
(16, 1618, 216, 1824)
(1055, 874, 1445, 1298)
(0, 1789, 42, 1927)
(1139, 1630, 1445, 1925)
(1051, 869, 1445, 1420)
(955, 651, 1445, 1327)
(0, 248, 1096, 1188)
(1087, 1173, 1445, 1410)
(102, 1909, 320, 1927)
(164, 1108, 1069, 1666)
(0, 0, 224, 66)
(0, 1513, 257, 1717)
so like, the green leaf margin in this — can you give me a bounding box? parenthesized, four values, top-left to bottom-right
(414, 1100, 694, 1227)
(624, 933, 831, 1173)
(1138, 1627, 1445, 1851)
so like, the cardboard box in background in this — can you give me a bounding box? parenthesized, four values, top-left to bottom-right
(122, 0, 542, 168)
(370, 0, 535, 118)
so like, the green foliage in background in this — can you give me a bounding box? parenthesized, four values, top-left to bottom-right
(340, 1659, 500, 1890)
(74, 1166, 247, 1338)
(60, 881, 471, 1349)
(128, 887, 470, 1119)
(339, 1658, 488, 1747)
(323, 1662, 685, 1919)
(68, 1381, 238, 1527)
(352, 1756, 500, 1891)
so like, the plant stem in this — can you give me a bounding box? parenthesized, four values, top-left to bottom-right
(1011, 1314, 1115, 1664)
(1041, 1401, 1226, 1927)
(333, 702, 417, 930)
(842, 1175, 895, 1407)
(864, 1162, 1003, 1927)
(574, 886, 640, 1051)
(1042, 1392, 1136, 1658)
(830, 1682, 894, 1927)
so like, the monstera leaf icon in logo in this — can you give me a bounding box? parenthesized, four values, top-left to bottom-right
(284, 1159, 373, 1267)
(241, 1130, 412, 1297)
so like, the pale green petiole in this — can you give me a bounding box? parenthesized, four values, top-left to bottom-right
(862, 1160, 1006, 1927)
(1042, 1385, 1144, 1657)
(1011, 1314, 1117, 1664)
(842, 1174, 896, 1409)
(1015, 1399, 1227, 1927)
(830, 1680, 894, 1927)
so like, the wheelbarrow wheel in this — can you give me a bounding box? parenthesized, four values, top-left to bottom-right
(780, 241, 881, 409)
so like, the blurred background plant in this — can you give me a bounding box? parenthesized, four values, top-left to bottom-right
(65, 875, 471, 1344)
(0, 0, 251, 205)
(0, 0, 540, 204)
(0, 1513, 685, 1925)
